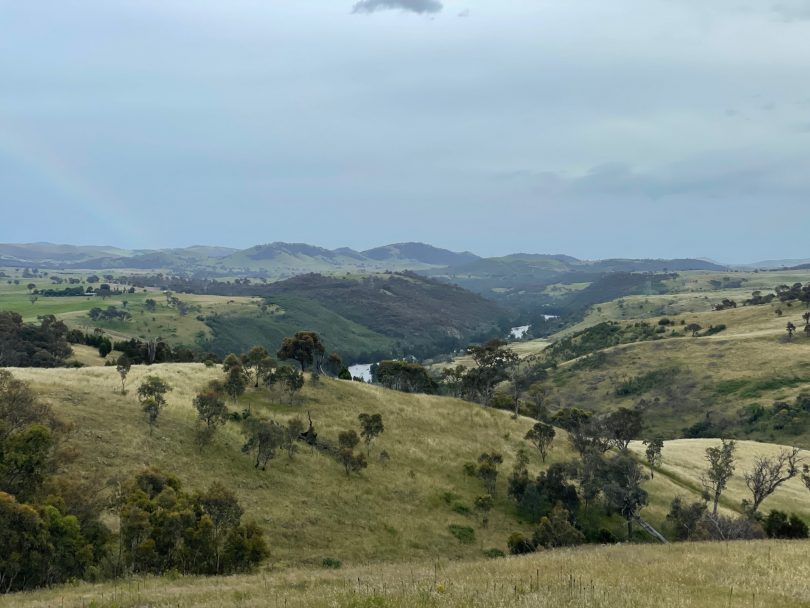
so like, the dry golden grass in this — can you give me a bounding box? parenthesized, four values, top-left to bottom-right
(8, 364, 559, 565)
(547, 307, 810, 445)
(4, 540, 810, 607)
(630, 439, 810, 519)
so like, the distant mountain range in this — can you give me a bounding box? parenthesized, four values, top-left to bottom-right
(0, 241, 729, 276)
(0, 241, 482, 275)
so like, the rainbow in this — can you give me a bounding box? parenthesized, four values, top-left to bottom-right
(0, 119, 147, 244)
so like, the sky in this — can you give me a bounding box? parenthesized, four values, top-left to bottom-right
(1, 0, 810, 262)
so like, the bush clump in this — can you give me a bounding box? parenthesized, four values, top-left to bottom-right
(448, 524, 476, 544)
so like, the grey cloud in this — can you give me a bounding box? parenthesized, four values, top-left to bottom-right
(772, 1, 810, 20)
(500, 155, 810, 201)
(352, 0, 442, 14)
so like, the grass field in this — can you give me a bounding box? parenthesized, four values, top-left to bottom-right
(7, 363, 810, 564)
(0, 269, 263, 349)
(531, 291, 810, 445)
(8, 364, 556, 565)
(630, 439, 810, 520)
(4, 540, 810, 607)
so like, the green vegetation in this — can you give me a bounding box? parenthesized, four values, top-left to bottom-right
(615, 368, 680, 397)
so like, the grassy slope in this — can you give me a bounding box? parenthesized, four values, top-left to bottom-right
(203, 294, 395, 360)
(0, 273, 261, 348)
(630, 439, 810, 521)
(9, 364, 555, 565)
(1, 268, 500, 361)
(544, 301, 810, 445)
(6, 540, 810, 607)
(8, 364, 810, 555)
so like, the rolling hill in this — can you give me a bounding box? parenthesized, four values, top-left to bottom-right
(4, 361, 810, 607)
(8, 363, 809, 561)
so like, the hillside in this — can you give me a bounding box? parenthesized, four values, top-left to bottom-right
(0, 268, 505, 363)
(453, 267, 810, 447)
(425, 256, 726, 327)
(7, 364, 550, 565)
(257, 272, 505, 360)
(7, 540, 810, 607)
(7, 363, 810, 560)
(362, 242, 479, 267)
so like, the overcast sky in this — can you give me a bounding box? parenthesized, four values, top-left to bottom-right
(1, 0, 809, 262)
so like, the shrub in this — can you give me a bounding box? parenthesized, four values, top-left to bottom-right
(448, 524, 475, 544)
(322, 557, 342, 569)
(702, 324, 727, 336)
(452, 503, 471, 516)
(507, 532, 535, 555)
(764, 511, 809, 539)
(593, 528, 619, 544)
(483, 548, 505, 559)
(532, 505, 585, 549)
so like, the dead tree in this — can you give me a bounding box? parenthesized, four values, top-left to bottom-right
(743, 447, 801, 514)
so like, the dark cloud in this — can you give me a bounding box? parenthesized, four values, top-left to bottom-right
(352, 0, 442, 14)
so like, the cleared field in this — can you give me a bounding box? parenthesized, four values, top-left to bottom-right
(0, 271, 263, 349)
(4, 540, 809, 607)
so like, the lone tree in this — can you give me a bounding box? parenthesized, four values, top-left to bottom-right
(358, 413, 384, 455)
(602, 454, 649, 539)
(338, 430, 367, 477)
(742, 447, 801, 514)
(224, 365, 247, 404)
(137, 375, 172, 434)
(116, 354, 132, 394)
(277, 331, 326, 372)
(269, 366, 305, 404)
(241, 346, 275, 388)
(525, 382, 550, 420)
(464, 339, 519, 406)
(474, 494, 494, 528)
(241, 418, 284, 470)
(194, 381, 229, 448)
(325, 352, 343, 377)
(605, 407, 643, 452)
(702, 439, 736, 516)
(525, 422, 555, 463)
(685, 323, 702, 337)
(282, 417, 306, 460)
(552, 408, 609, 457)
(786, 321, 797, 340)
(643, 437, 664, 479)
(476, 452, 503, 496)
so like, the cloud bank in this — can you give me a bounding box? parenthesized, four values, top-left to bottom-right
(352, 0, 442, 14)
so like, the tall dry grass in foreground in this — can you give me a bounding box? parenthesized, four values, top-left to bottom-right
(4, 540, 809, 608)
